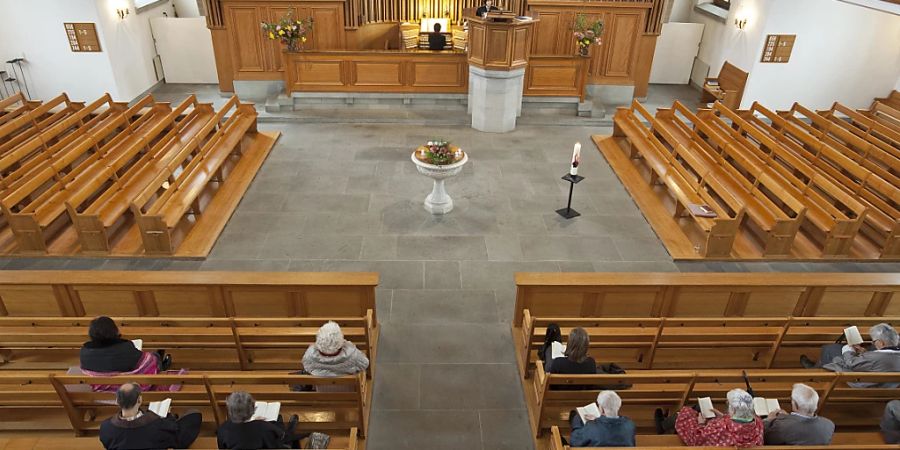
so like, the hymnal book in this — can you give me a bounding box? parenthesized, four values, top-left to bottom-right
(752, 397, 781, 416)
(698, 397, 716, 418)
(149, 398, 171, 417)
(253, 401, 281, 422)
(844, 326, 864, 346)
(688, 203, 718, 218)
(551, 341, 566, 360)
(576, 402, 601, 423)
(131, 339, 143, 351)
(706, 80, 720, 86)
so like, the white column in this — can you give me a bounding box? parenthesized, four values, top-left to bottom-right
(468, 66, 526, 133)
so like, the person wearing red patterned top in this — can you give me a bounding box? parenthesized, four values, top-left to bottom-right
(675, 389, 763, 447)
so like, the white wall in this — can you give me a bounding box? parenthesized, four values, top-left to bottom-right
(151, 17, 218, 83)
(0, 0, 119, 101)
(691, 0, 772, 77)
(95, 0, 175, 101)
(741, 0, 900, 110)
(669, 0, 695, 23)
(173, 0, 201, 17)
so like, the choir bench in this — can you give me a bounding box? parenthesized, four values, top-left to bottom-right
(0, 430, 359, 449)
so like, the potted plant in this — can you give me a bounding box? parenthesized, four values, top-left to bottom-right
(573, 14, 603, 57)
(261, 9, 314, 52)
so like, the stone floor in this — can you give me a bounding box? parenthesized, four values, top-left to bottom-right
(2, 83, 898, 450)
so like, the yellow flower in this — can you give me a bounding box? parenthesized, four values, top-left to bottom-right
(268, 32, 275, 39)
(278, 30, 285, 36)
(301, 36, 307, 42)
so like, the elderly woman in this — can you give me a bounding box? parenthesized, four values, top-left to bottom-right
(80, 316, 170, 379)
(570, 390, 635, 447)
(547, 327, 596, 375)
(803, 323, 900, 388)
(216, 391, 303, 449)
(883, 400, 900, 444)
(302, 321, 369, 378)
(674, 388, 763, 447)
(764, 383, 834, 445)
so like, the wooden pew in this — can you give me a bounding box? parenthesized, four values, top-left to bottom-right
(700, 61, 748, 110)
(653, 102, 807, 256)
(0, 312, 379, 379)
(873, 90, 900, 111)
(0, 271, 379, 321)
(0, 94, 77, 154)
(131, 96, 257, 255)
(869, 101, 900, 130)
(613, 101, 744, 257)
(819, 103, 900, 163)
(0, 432, 360, 450)
(549, 426, 899, 449)
(512, 272, 900, 326)
(0, 92, 40, 129)
(64, 95, 216, 253)
(0, 371, 68, 431)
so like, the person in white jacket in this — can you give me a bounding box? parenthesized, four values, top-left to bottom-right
(302, 321, 369, 381)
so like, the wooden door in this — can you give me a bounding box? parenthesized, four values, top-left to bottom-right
(226, 4, 268, 74)
(597, 12, 642, 82)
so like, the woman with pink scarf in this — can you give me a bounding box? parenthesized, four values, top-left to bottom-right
(79, 316, 173, 391)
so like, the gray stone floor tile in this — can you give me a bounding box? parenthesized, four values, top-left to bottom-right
(370, 363, 419, 410)
(281, 194, 370, 213)
(318, 260, 424, 289)
(208, 232, 266, 259)
(479, 409, 536, 450)
(260, 234, 363, 260)
(366, 410, 481, 450)
(485, 235, 525, 261)
(418, 364, 525, 410)
(390, 289, 498, 324)
(612, 237, 671, 261)
(591, 261, 679, 272)
(200, 259, 291, 271)
(397, 236, 488, 260)
(376, 323, 516, 364)
(361, 235, 399, 260)
(520, 235, 621, 261)
(558, 261, 595, 272)
(302, 213, 383, 235)
(459, 261, 559, 290)
(375, 289, 393, 321)
(423, 261, 461, 289)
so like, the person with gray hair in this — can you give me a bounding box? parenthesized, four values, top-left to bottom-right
(302, 321, 369, 380)
(99, 382, 202, 450)
(883, 400, 900, 444)
(801, 323, 900, 388)
(763, 383, 834, 445)
(569, 390, 636, 447)
(673, 388, 763, 447)
(216, 391, 305, 449)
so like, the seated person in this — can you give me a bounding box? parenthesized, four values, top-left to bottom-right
(539, 323, 563, 372)
(80, 316, 171, 376)
(475, 0, 500, 17)
(801, 322, 900, 388)
(99, 382, 201, 450)
(764, 383, 834, 445)
(428, 23, 447, 50)
(674, 388, 763, 447)
(302, 321, 369, 391)
(570, 390, 635, 447)
(883, 400, 900, 444)
(217, 391, 304, 449)
(547, 327, 596, 375)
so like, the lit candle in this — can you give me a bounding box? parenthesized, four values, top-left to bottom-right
(570, 142, 581, 176)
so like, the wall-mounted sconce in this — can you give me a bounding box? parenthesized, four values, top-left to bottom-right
(116, 7, 130, 19)
(734, 16, 748, 30)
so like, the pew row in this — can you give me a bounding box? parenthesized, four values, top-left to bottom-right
(0, 432, 359, 450)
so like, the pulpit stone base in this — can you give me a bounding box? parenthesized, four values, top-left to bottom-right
(468, 66, 525, 133)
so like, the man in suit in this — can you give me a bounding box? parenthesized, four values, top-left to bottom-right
(475, 0, 500, 17)
(802, 323, 900, 388)
(764, 383, 835, 445)
(428, 23, 447, 51)
(883, 400, 900, 444)
(99, 382, 202, 450)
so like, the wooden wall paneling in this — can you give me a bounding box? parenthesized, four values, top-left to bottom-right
(211, 29, 236, 91)
(601, 12, 642, 79)
(633, 34, 656, 97)
(530, 11, 562, 56)
(310, 5, 347, 49)
(266, 3, 301, 72)
(226, 5, 269, 74)
(352, 61, 404, 86)
(411, 61, 467, 87)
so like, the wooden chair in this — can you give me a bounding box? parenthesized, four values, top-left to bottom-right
(700, 61, 748, 110)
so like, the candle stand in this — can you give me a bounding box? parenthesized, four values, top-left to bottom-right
(556, 173, 584, 219)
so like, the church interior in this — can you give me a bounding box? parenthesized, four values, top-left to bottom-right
(0, 0, 899, 449)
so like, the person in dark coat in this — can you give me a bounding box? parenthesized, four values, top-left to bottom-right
(883, 400, 900, 444)
(428, 23, 447, 51)
(475, 0, 500, 16)
(570, 390, 636, 447)
(548, 327, 597, 375)
(764, 383, 834, 445)
(217, 391, 304, 449)
(80, 316, 171, 373)
(99, 382, 201, 450)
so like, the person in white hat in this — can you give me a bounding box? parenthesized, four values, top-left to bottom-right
(302, 321, 369, 379)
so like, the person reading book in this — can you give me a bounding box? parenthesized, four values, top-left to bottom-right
(80, 316, 171, 374)
(800, 323, 900, 388)
(569, 391, 635, 447)
(217, 391, 307, 450)
(538, 323, 563, 372)
(99, 382, 201, 450)
(763, 383, 834, 445)
(670, 389, 763, 447)
(547, 327, 597, 376)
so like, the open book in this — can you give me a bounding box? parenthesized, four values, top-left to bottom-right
(844, 326, 864, 346)
(698, 397, 716, 419)
(253, 401, 281, 422)
(551, 341, 566, 360)
(576, 402, 601, 423)
(752, 397, 781, 416)
(149, 398, 171, 417)
(131, 339, 143, 351)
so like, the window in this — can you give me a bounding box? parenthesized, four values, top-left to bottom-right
(712, 0, 731, 9)
(134, 0, 168, 11)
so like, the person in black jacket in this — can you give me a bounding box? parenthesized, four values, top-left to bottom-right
(217, 391, 305, 449)
(548, 327, 597, 375)
(99, 382, 202, 450)
(428, 23, 447, 51)
(475, 0, 500, 17)
(80, 316, 171, 373)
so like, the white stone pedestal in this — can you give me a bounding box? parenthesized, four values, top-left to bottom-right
(469, 66, 525, 133)
(411, 152, 468, 215)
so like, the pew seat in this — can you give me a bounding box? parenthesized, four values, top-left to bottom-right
(700, 61, 748, 110)
(0, 429, 360, 449)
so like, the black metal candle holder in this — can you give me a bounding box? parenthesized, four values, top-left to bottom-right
(556, 173, 584, 219)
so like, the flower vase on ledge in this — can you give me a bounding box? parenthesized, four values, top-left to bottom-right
(287, 40, 300, 52)
(578, 45, 590, 58)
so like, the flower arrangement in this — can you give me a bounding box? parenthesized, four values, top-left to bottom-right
(573, 14, 603, 57)
(420, 139, 462, 165)
(261, 9, 313, 52)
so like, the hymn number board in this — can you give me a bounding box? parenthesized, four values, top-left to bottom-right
(65, 23, 102, 53)
(761, 34, 795, 63)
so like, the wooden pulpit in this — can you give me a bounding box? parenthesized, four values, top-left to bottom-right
(466, 14, 537, 71)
